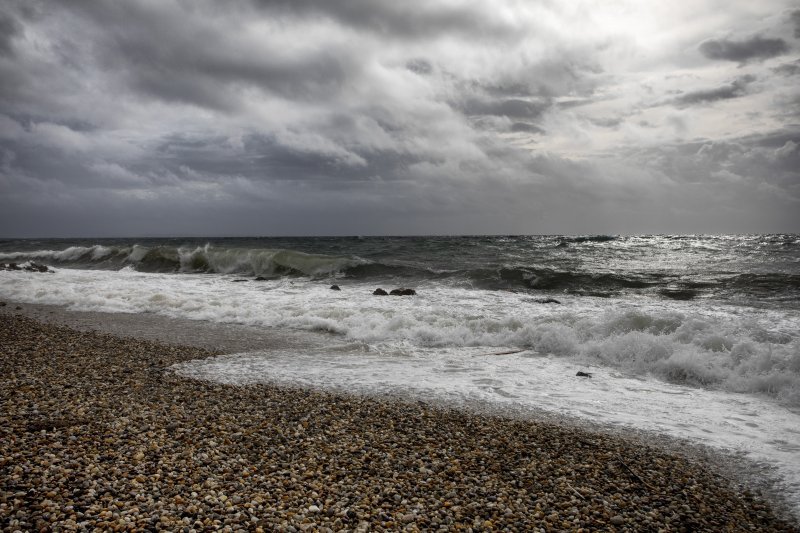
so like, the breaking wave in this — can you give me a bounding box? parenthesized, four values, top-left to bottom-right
(0, 245, 125, 266)
(295, 305, 800, 408)
(0, 244, 364, 279)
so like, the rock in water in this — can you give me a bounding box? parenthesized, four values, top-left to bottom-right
(330, 285, 341, 291)
(389, 288, 416, 296)
(373, 288, 388, 295)
(576, 371, 592, 378)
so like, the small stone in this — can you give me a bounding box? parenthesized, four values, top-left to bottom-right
(610, 515, 625, 526)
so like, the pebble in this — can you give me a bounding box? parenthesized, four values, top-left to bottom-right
(0, 312, 797, 532)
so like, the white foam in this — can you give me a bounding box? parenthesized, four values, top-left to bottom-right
(1, 268, 798, 404)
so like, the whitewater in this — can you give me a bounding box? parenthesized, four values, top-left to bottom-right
(1, 235, 798, 515)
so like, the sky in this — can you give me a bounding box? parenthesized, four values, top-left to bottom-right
(0, 0, 799, 237)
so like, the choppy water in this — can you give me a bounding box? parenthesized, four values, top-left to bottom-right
(1, 234, 799, 514)
(2, 235, 798, 305)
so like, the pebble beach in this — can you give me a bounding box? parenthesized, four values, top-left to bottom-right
(1, 308, 798, 532)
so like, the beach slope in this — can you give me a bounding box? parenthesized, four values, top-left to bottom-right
(1, 311, 796, 531)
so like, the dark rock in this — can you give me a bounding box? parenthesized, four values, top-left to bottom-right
(535, 298, 561, 304)
(254, 276, 269, 281)
(16, 262, 50, 273)
(231, 279, 249, 283)
(330, 285, 341, 291)
(15, 306, 22, 310)
(373, 288, 388, 296)
(389, 288, 416, 296)
(576, 371, 592, 378)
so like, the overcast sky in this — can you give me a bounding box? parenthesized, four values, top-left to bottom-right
(1, 0, 798, 237)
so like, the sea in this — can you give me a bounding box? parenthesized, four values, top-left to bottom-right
(1, 235, 799, 515)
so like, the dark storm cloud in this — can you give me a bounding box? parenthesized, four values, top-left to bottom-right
(460, 98, 551, 120)
(773, 60, 800, 76)
(672, 75, 755, 107)
(699, 36, 789, 63)
(62, 2, 357, 110)
(250, 0, 523, 41)
(0, 11, 22, 57)
(1, 0, 799, 237)
(510, 122, 545, 134)
(792, 10, 800, 39)
(623, 129, 800, 190)
(406, 58, 433, 75)
(478, 81, 538, 98)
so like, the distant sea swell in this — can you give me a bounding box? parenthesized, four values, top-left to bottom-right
(1, 236, 798, 304)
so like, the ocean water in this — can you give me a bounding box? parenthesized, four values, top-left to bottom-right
(1, 235, 799, 513)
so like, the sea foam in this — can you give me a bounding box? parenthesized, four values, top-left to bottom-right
(1, 268, 798, 407)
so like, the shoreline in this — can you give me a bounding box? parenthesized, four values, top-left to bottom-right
(1, 305, 798, 530)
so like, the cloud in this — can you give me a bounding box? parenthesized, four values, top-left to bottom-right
(792, 10, 800, 39)
(406, 58, 433, 75)
(1, 0, 799, 236)
(249, 0, 526, 42)
(671, 75, 756, 107)
(699, 36, 789, 63)
(0, 10, 22, 57)
(773, 59, 800, 76)
(460, 98, 550, 121)
(510, 122, 546, 134)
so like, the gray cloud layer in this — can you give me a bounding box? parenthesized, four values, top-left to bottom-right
(0, 0, 798, 237)
(699, 36, 789, 63)
(792, 10, 800, 38)
(672, 75, 756, 107)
